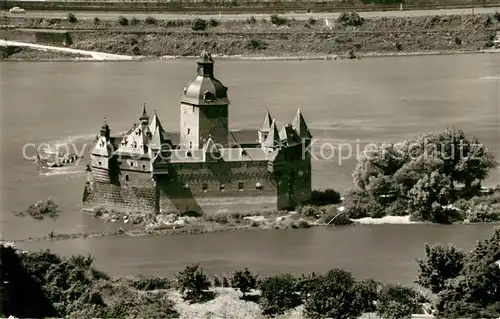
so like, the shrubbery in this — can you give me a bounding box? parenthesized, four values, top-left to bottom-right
(259, 274, 300, 316)
(14, 198, 59, 220)
(230, 268, 258, 297)
(310, 188, 341, 205)
(175, 264, 211, 303)
(192, 18, 207, 31)
(118, 16, 129, 26)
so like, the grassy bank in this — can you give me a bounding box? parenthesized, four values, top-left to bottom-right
(1, 12, 499, 60)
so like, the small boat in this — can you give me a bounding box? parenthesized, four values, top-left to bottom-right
(35, 151, 82, 169)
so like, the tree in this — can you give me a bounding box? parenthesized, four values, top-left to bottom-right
(416, 243, 465, 294)
(259, 274, 300, 316)
(407, 171, 455, 223)
(432, 227, 500, 318)
(417, 127, 497, 192)
(376, 284, 423, 319)
(354, 279, 382, 313)
(304, 269, 363, 319)
(174, 264, 211, 303)
(230, 268, 257, 297)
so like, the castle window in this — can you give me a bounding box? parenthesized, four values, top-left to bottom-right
(202, 183, 208, 192)
(256, 182, 263, 190)
(186, 151, 192, 158)
(98, 161, 102, 166)
(187, 128, 191, 135)
(189, 142, 193, 149)
(238, 182, 244, 191)
(125, 175, 129, 182)
(241, 150, 247, 156)
(130, 161, 134, 167)
(219, 184, 225, 192)
(142, 164, 146, 170)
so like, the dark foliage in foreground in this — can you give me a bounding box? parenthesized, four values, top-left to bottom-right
(417, 226, 500, 318)
(10, 248, 179, 318)
(310, 188, 342, 205)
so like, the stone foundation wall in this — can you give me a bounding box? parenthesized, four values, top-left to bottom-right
(82, 170, 157, 214)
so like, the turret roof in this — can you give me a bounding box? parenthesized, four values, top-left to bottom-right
(263, 119, 281, 149)
(291, 108, 312, 140)
(260, 109, 273, 132)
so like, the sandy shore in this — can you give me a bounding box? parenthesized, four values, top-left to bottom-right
(351, 215, 421, 225)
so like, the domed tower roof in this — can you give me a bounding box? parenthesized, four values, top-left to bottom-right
(180, 50, 229, 106)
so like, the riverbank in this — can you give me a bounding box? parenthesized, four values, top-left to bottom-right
(1, 12, 499, 60)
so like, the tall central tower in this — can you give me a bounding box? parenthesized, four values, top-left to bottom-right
(179, 50, 230, 149)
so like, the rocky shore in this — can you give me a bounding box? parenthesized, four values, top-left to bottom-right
(1, 12, 499, 60)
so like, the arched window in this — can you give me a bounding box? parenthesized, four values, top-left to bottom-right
(125, 175, 129, 182)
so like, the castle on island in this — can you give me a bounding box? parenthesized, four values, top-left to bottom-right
(82, 50, 313, 215)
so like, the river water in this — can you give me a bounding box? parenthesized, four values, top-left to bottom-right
(1, 53, 499, 284)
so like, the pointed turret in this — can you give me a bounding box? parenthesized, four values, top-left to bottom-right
(263, 119, 280, 149)
(99, 118, 110, 140)
(261, 109, 273, 132)
(258, 109, 273, 144)
(139, 102, 149, 124)
(291, 108, 312, 140)
(203, 136, 221, 161)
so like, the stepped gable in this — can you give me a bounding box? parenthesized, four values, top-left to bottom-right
(181, 50, 229, 106)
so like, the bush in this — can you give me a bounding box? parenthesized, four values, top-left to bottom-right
(320, 207, 352, 226)
(337, 12, 364, 26)
(246, 38, 268, 50)
(376, 284, 423, 319)
(213, 275, 221, 287)
(192, 18, 207, 31)
(67, 13, 77, 23)
(209, 18, 219, 27)
(222, 276, 230, 287)
(495, 11, 500, 22)
(307, 17, 316, 25)
(131, 276, 171, 290)
(118, 16, 129, 26)
(130, 17, 140, 25)
(93, 17, 100, 25)
(230, 268, 258, 297)
(145, 16, 157, 25)
(343, 189, 384, 219)
(259, 274, 300, 316)
(467, 203, 500, 222)
(175, 264, 211, 303)
(247, 16, 257, 24)
(310, 189, 341, 205)
(270, 15, 289, 26)
(304, 269, 363, 319)
(15, 198, 59, 220)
